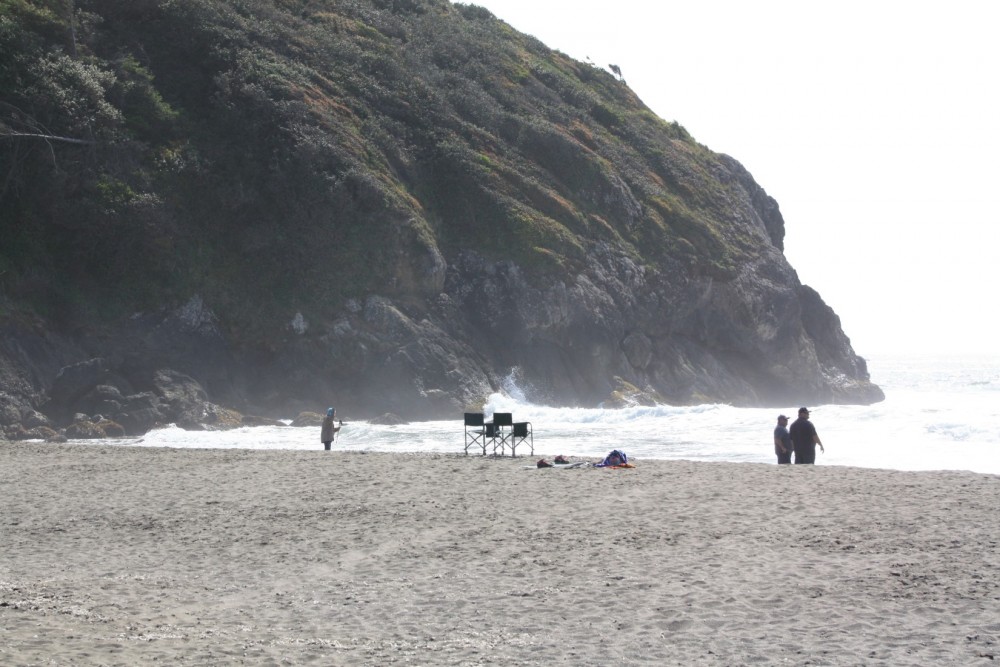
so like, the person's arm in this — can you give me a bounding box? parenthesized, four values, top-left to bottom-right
(813, 433, 824, 453)
(774, 434, 787, 454)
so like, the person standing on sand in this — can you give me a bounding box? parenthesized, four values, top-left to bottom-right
(321, 407, 341, 451)
(789, 407, 824, 464)
(773, 414, 792, 464)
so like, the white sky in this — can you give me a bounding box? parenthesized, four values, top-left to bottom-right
(466, 0, 1000, 357)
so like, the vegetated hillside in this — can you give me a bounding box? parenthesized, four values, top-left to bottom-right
(0, 0, 882, 431)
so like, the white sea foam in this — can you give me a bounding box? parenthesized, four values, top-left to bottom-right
(79, 354, 1000, 475)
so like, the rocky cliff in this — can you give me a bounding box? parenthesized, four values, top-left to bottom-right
(0, 0, 882, 438)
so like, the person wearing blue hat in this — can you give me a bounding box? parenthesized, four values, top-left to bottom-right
(320, 407, 341, 450)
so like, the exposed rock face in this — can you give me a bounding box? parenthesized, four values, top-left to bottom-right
(0, 306, 257, 438)
(0, 321, 83, 429)
(0, 166, 883, 434)
(65, 417, 126, 439)
(186, 192, 878, 419)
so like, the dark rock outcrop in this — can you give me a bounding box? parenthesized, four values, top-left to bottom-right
(0, 312, 255, 438)
(65, 417, 126, 439)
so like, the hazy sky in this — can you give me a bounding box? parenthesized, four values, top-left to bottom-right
(466, 0, 1000, 357)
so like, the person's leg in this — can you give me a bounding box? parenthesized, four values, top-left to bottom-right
(777, 451, 792, 464)
(323, 441, 331, 451)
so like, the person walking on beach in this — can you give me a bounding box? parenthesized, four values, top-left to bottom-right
(789, 407, 824, 464)
(321, 407, 341, 451)
(773, 414, 792, 464)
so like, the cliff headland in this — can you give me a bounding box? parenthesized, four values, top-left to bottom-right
(0, 0, 882, 439)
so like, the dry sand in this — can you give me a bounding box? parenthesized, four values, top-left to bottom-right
(1, 441, 998, 666)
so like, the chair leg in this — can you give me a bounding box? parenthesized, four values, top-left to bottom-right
(465, 430, 489, 456)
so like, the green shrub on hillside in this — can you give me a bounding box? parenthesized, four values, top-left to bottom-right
(1, 0, 763, 342)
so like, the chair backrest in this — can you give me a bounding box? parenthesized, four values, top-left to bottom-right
(464, 413, 484, 427)
(492, 412, 513, 427)
(513, 422, 530, 437)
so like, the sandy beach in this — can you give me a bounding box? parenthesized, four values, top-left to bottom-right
(2, 441, 998, 666)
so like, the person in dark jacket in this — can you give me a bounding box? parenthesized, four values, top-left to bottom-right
(789, 407, 824, 464)
(321, 407, 341, 451)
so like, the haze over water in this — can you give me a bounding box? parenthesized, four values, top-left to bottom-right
(98, 354, 1000, 476)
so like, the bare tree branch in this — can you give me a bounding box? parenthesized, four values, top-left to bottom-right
(2, 131, 96, 146)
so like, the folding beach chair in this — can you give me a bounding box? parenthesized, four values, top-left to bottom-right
(464, 413, 487, 455)
(490, 412, 513, 456)
(510, 421, 533, 457)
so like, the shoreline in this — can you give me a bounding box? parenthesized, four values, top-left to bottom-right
(49, 432, 1000, 477)
(2, 442, 998, 665)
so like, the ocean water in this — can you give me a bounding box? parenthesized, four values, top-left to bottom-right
(101, 354, 1000, 475)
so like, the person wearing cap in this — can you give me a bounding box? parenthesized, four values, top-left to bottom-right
(789, 407, 824, 464)
(773, 414, 793, 464)
(320, 407, 341, 451)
